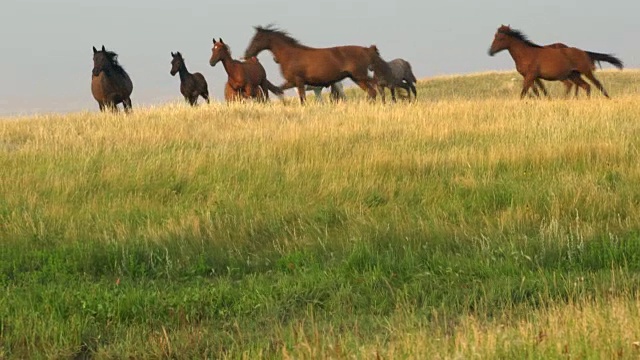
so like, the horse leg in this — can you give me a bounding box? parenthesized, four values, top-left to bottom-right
(352, 76, 377, 100)
(329, 84, 341, 102)
(202, 91, 210, 104)
(390, 87, 397, 102)
(583, 72, 610, 98)
(377, 84, 386, 103)
(561, 80, 573, 97)
(98, 101, 105, 112)
(530, 84, 541, 98)
(243, 84, 254, 100)
(534, 79, 550, 98)
(123, 98, 132, 113)
(296, 82, 307, 104)
(257, 84, 267, 102)
(399, 82, 412, 101)
(314, 86, 324, 103)
(570, 74, 591, 98)
(520, 76, 536, 99)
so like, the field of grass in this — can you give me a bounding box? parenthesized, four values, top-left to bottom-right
(2, 70, 640, 358)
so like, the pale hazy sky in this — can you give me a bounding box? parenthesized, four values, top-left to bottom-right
(1, 0, 638, 115)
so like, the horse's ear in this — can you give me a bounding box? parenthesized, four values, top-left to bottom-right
(171, 51, 174, 56)
(219, 38, 224, 44)
(177, 51, 181, 57)
(93, 46, 98, 54)
(101, 45, 105, 52)
(212, 38, 216, 44)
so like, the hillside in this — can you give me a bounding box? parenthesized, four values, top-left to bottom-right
(2, 71, 640, 358)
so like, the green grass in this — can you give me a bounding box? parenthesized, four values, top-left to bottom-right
(2, 70, 640, 358)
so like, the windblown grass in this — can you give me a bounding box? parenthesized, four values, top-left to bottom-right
(2, 70, 640, 358)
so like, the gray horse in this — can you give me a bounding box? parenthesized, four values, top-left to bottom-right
(305, 82, 346, 102)
(370, 53, 417, 102)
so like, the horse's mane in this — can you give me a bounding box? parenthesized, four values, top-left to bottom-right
(102, 50, 128, 75)
(254, 25, 309, 49)
(499, 28, 543, 48)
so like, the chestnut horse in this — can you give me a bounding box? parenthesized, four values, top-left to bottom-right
(170, 52, 209, 106)
(91, 45, 133, 112)
(488, 25, 623, 99)
(535, 42, 622, 97)
(209, 38, 282, 101)
(244, 25, 389, 104)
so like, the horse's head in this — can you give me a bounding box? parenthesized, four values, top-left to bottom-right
(170, 51, 184, 76)
(488, 25, 512, 56)
(244, 26, 272, 59)
(210, 38, 230, 67)
(92, 45, 112, 76)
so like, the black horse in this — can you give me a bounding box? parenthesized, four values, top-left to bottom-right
(170, 52, 210, 105)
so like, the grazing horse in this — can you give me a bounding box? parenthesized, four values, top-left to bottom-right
(170, 52, 210, 106)
(91, 45, 133, 112)
(244, 25, 389, 104)
(488, 25, 623, 99)
(369, 52, 418, 102)
(209, 38, 282, 102)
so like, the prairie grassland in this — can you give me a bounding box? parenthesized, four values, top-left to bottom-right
(2, 70, 640, 358)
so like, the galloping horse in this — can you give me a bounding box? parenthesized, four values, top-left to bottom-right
(244, 25, 389, 104)
(91, 45, 133, 112)
(209, 38, 282, 102)
(488, 25, 623, 99)
(170, 52, 209, 106)
(369, 50, 418, 102)
(272, 54, 346, 102)
(535, 42, 623, 97)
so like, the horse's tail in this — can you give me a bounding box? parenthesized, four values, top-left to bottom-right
(264, 79, 284, 96)
(367, 45, 391, 83)
(585, 51, 624, 70)
(404, 62, 418, 84)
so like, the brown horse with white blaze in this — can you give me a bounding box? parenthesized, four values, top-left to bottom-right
(488, 25, 623, 99)
(244, 25, 389, 104)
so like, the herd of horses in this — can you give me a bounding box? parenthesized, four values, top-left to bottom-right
(91, 25, 623, 112)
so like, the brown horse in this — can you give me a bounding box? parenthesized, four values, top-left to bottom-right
(170, 51, 210, 106)
(91, 45, 133, 112)
(536, 42, 621, 97)
(209, 38, 282, 102)
(223, 80, 265, 101)
(488, 25, 623, 99)
(244, 25, 389, 104)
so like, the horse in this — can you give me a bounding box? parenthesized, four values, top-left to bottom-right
(305, 82, 346, 102)
(369, 53, 418, 102)
(488, 25, 623, 99)
(271, 54, 346, 102)
(209, 38, 282, 102)
(91, 45, 133, 112)
(244, 25, 390, 104)
(534, 42, 622, 98)
(170, 51, 210, 106)
(224, 80, 265, 102)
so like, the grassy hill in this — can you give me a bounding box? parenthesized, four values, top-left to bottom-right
(2, 71, 640, 358)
